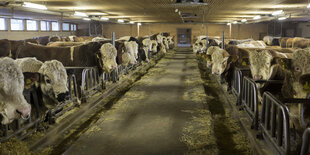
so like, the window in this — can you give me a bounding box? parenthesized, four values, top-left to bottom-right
(0, 18, 6, 30)
(62, 23, 70, 31)
(51, 22, 59, 31)
(26, 20, 38, 31)
(73, 24, 77, 31)
(41, 21, 50, 31)
(11, 19, 24, 31)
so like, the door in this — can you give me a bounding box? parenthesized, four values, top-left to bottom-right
(177, 28, 191, 47)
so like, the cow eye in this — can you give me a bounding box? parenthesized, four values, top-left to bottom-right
(295, 66, 302, 72)
(46, 79, 51, 84)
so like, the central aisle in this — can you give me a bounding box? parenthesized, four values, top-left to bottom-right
(64, 49, 218, 155)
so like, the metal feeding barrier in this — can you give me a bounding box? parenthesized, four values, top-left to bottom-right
(301, 128, 310, 155)
(0, 86, 41, 142)
(240, 76, 260, 129)
(231, 67, 251, 105)
(259, 92, 290, 155)
(47, 74, 80, 124)
(81, 67, 103, 102)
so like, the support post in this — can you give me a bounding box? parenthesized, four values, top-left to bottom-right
(112, 32, 115, 47)
(206, 28, 209, 50)
(222, 31, 225, 49)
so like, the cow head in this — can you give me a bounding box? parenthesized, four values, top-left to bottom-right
(249, 49, 290, 81)
(151, 40, 158, 53)
(156, 35, 163, 44)
(38, 60, 69, 102)
(291, 49, 310, 98)
(99, 43, 118, 73)
(206, 46, 220, 68)
(211, 48, 230, 75)
(0, 58, 31, 124)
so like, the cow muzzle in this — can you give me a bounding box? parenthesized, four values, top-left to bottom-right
(16, 106, 31, 120)
(57, 92, 70, 102)
(253, 75, 263, 81)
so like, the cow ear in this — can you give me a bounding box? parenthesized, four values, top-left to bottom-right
(280, 58, 292, 70)
(222, 57, 229, 64)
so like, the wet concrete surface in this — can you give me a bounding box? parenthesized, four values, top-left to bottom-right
(63, 49, 217, 155)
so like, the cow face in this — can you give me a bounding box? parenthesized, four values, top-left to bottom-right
(206, 46, 220, 68)
(151, 41, 158, 53)
(100, 43, 118, 73)
(291, 49, 310, 98)
(38, 60, 69, 102)
(249, 50, 274, 80)
(156, 35, 163, 44)
(0, 58, 31, 124)
(211, 49, 230, 75)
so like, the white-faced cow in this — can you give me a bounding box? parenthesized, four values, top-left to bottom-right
(0, 57, 31, 124)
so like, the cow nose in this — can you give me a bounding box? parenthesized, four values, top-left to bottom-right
(254, 75, 263, 80)
(16, 106, 31, 120)
(57, 92, 69, 102)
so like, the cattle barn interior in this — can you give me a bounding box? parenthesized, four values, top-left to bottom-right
(1, 0, 310, 154)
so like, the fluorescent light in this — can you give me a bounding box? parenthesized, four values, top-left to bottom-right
(129, 21, 135, 24)
(253, 15, 261, 20)
(118, 19, 124, 23)
(175, 9, 179, 13)
(23, 2, 47, 10)
(278, 17, 287, 20)
(227, 23, 231, 26)
(241, 19, 247, 22)
(272, 10, 284, 16)
(307, 4, 310, 8)
(232, 21, 238, 24)
(101, 17, 109, 21)
(75, 11, 88, 17)
(138, 23, 142, 26)
(83, 18, 91, 21)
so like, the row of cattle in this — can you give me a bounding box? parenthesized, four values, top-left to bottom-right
(0, 33, 175, 129)
(196, 36, 310, 154)
(263, 36, 310, 49)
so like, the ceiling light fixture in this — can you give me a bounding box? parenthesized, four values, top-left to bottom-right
(138, 23, 142, 26)
(101, 17, 109, 21)
(278, 17, 287, 20)
(272, 10, 284, 16)
(227, 23, 231, 26)
(175, 9, 179, 13)
(241, 19, 247, 22)
(253, 15, 261, 20)
(232, 21, 238, 24)
(130, 21, 135, 24)
(74, 11, 88, 17)
(307, 3, 310, 8)
(23, 2, 47, 10)
(118, 19, 124, 23)
(83, 18, 91, 21)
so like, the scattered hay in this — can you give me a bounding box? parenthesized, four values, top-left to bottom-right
(183, 87, 212, 103)
(180, 109, 218, 153)
(0, 138, 34, 155)
(84, 126, 102, 136)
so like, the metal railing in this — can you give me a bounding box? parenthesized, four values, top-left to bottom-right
(240, 76, 260, 129)
(301, 128, 310, 155)
(47, 74, 80, 124)
(231, 68, 251, 105)
(260, 92, 290, 155)
(81, 67, 102, 102)
(0, 87, 41, 142)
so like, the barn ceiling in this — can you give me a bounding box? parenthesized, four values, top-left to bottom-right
(1, 0, 310, 23)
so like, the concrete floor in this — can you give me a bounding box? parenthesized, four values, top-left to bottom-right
(63, 49, 217, 155)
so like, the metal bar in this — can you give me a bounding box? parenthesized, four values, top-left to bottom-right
(222, 31, 225, 49)
(112, 32, 115, 47)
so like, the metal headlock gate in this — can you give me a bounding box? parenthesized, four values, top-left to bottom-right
(0, 87, 41, 142)
(80, 67, 103, 102)
(231, 67, 251, 105)
(260, 92, 290, 155)
(47, 73, 80, 124)
(240, 76, 260, 129)
(301, 128, 310, 155)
